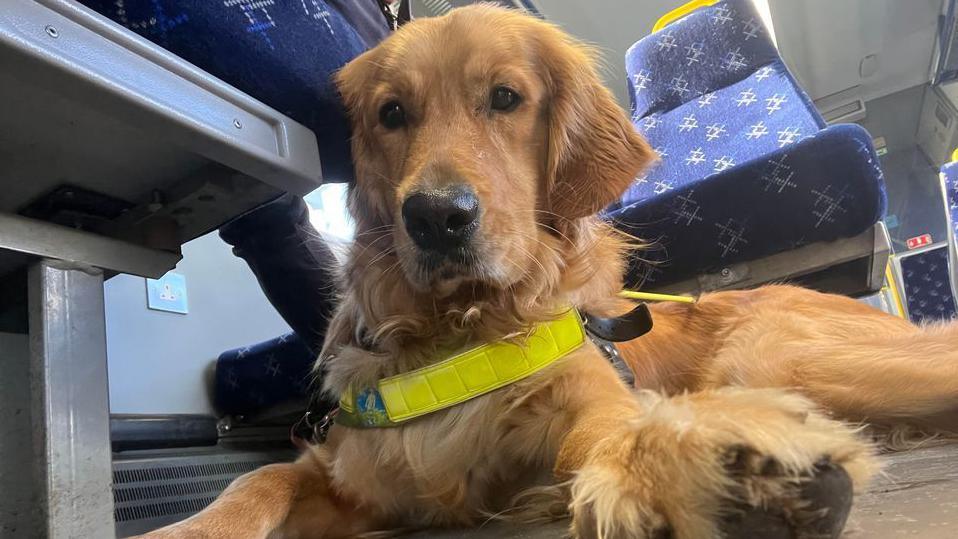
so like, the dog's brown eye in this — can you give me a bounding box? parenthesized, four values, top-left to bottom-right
(379, 101, 406, 129)
(490, 87, 521, 112)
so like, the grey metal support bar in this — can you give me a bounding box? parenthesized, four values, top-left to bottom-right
(28, 259, 115, 538)
(0, 211, 181, 279)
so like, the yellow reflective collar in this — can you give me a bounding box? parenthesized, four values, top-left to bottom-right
(336, 309, 585, 428)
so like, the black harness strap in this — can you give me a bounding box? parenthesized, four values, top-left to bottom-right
(582, 303, 653, 342)
(582, 303, 654, 387)
(378, 0, 411, 31)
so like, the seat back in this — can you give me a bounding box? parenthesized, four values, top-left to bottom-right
(619, 0, 824, 207)
(939, 157, 958, 306)
(604, 0, 886, 292)
(897, 244, 958, 323)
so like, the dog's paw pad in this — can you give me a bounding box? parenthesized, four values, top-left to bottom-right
(796, 461, 854, 538)
(720, 455, 853, 539)
(724, 445, 788, 478)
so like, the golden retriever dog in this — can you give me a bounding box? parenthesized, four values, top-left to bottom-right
(142, 6, 958, 539)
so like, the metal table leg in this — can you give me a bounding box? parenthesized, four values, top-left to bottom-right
(28, 259, 114, 538)
(0, 323, 34, 536)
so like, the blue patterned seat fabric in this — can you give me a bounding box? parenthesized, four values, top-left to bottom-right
(943, 161, 958, 245)
(899, 246, 957, 324)
(920, 159, 958, 323)
(605, 0, 886, 289)
(76, 0, 390, 183)
(214, 332, 315, 415)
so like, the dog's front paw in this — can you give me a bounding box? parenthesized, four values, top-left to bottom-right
(569, 389, 876, 539)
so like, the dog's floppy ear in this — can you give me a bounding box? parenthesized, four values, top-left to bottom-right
(335, 48, 380, 134)
(536, 26, 655, 220)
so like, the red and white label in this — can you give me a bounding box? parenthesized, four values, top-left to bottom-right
(906, 234, 933, 250)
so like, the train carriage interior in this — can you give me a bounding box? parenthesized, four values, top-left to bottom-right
(3, 0, 958, 537)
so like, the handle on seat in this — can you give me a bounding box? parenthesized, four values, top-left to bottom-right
(883, 259, 907, 319)
(652, 0, 720, 33)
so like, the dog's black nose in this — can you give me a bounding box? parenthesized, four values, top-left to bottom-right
(402, 185, 480, 252)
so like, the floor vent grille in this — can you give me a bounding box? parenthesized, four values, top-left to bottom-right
(113, 449, 290, 537)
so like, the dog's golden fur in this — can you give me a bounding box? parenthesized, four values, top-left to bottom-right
(141, 6, 958, 539)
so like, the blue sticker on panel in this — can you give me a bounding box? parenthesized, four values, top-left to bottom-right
(146, 272, 189, 314)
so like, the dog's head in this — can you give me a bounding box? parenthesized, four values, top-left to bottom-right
(336, 5, 653, 297)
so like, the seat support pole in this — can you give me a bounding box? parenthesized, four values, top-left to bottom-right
(26, 259, 115, 538)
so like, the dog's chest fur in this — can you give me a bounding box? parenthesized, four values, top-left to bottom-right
(321, 347, 600, 526)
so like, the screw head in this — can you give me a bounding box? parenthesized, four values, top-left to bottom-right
(44, 25, 59, 38)
(233, 118, 243, 129)
(721, 268, 731, 277)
